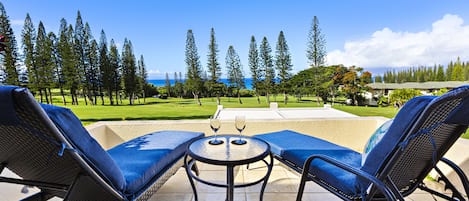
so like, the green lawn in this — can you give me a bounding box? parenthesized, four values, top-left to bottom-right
(52, 95, 328, 124)
(42, 94, 469, 139)
(332, 105, 398, 118)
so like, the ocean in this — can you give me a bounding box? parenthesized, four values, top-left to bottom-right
(148, 78, 254, 90)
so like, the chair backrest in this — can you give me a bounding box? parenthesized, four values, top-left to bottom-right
(0, 86, 125, 196)
(363, 85, 469, 194)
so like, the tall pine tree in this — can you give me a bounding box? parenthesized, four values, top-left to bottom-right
(35, 22, 54, 103)
(48, 31, 66, 105)
(58, 20, 79, 105)
(109, 39, 121, 105)
(307, 16, 326, 104)
(99, 30, 113, 105)
(275, 31, 292, 104)
(436, 65, 445, 81)
(0, 2, 19, 85)
(207, 28, 221, 82)
(452, 57, 464, 81)
(121, 38, 137, 105)
(137, 55, 147, 103)
(21, 13, 37, 90)
(206, 28, 222, 104)
(306, 16, 326, 68)
(259, 36, 274, 103)
(74, 10, 87, 104)
(184, 29, 203, 105)
(248, 36, 262, 104)
(83, 22, 96, 104)
(226, 45, 245, 104)
(87, 38, 100, 105)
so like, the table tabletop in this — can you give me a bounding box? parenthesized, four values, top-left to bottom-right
(187, 135, 270, 166)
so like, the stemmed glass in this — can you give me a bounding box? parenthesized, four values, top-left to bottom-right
(209, 117, 224, 145)
(231, 115, 247, 145)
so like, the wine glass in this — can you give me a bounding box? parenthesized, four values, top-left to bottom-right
(232, 115, 247, 145)
(208, 117, 223, 145)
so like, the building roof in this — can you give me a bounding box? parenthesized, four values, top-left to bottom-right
(367, 81, 469, 90)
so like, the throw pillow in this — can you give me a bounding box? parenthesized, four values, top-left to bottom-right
(362, 119, 393, 166)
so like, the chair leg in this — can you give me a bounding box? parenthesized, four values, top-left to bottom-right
(296, 172, 309, 201)
(434, 166, 466, 200)
(440, 158, 469, 197)
(384, 176, 405, 201)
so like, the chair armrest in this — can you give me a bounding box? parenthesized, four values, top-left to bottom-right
(301, 154, 400, 200)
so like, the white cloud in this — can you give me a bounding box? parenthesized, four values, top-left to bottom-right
(146, 69, 163, 79)
(327, 14, 469, 68)
(147, 69, 161, 75)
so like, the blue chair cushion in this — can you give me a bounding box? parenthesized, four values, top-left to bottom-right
(41, 104, 126, 191)
(255, 130, 363, 195)
(254, 130, 350, 156)
(360, 96, 436, 176)
(107, 130, 204, 194)
(284, 149, 363, 196)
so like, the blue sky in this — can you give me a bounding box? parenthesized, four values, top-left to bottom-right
(3, 0, 469, 79)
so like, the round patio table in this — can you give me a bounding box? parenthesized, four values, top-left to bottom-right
(184, 135, 273, 201)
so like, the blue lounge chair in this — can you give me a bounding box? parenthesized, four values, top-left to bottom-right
(0, 86, 204, 200)
(255, 85, 469, 200)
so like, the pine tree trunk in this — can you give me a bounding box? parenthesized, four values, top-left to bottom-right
(237, 89, 242, 104)
(39, 89, 44, 103)
(255, 90, 260, 104)
(44, 89, 50, 104)
(60, 87, 66, 106)
(83, 89, 88, 105)
(88, 90, 94, 105)
(109, 89, 114, 105)
(129, 93, 133, 105)
(73, 91, 79, 105)
(100, 90, 104, 106)
(193, 92, 201, 106)
(71, 90, 76, 105)
(74, 91, 79, 105)
(216, 94, 221, 105)
(94, 91, 98, 105)
(143, 90, 146, 103)
(48, 88, 53, 105)
(283, 91, 287, 105)
(115, 89, 119, 105)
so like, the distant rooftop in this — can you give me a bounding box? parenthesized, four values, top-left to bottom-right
(367, 81, 469, 90)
